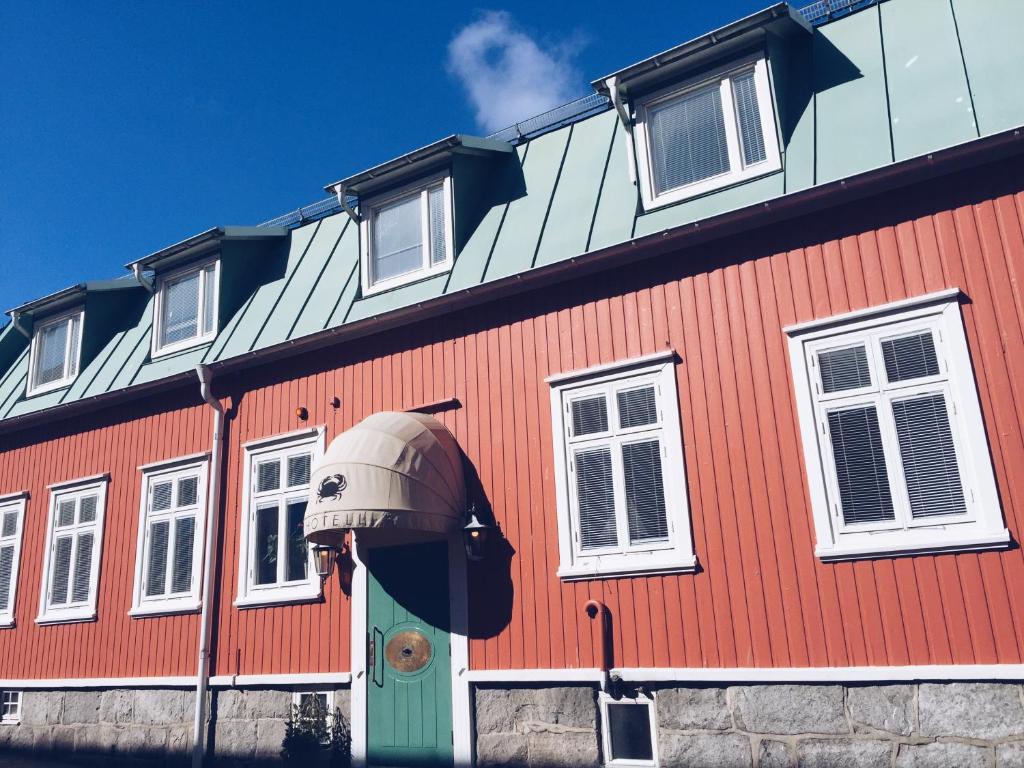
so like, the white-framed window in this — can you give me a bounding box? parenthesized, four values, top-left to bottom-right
(600, 693, 658, 767)
(786, 289, 1009, 561)
(1, 691, 21, 725)
(548, 351, 696, 579)
(27, 308, 84, 396)
(236, 427, 324, 607)
(0, 493, 28, 628)
(633, 56, 781, 211)
(152, 258, 219, 356)
(293, 690, 336, 744)
(359, 174, 454, 295)
(37, 475, 108, 624)
(130, 455, 210, 617)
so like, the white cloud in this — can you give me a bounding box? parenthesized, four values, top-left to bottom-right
(447, 11, 583, 134)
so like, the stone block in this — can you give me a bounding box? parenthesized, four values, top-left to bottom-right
(117, 725, 167, 756)
(659, 687, 731, 731)
(168, 724, 193, 754)
(215, 718, 257, 759)
(21, 690, 63, 725)
(8, 724, 36, 751)
(847, 685, 914, 735)
(731, 685, 847, 735)
(796, 738, 892, 768)
(251, 689, 292, 720)
(134, 689, 185, 725)
(476, 688, 517, 734)
(919, 683, 1024, 740)
(997, 741, 1024, 768)
(527, 729, 600, 767)
(256, 717, 287, 759)
(51, 724, 78, 753)
(75, 723, 117, 755)
(659, 733, 753, 767)
(895, 741, 992, 768)
(477, 732, 529, 767)
(216, 689, 251, 721)
(757, 739, 793, 768)
(333, 687, 351, 721)
(99, 689, 134, 725)
(62, 691, 101, 724)
(530, 686, 596, 729)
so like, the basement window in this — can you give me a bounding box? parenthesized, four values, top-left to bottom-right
(360, 174, 453, 295)
(27, 309, 83, 396)
(1, 691, 21, 724)
(600, 693, 657, 767)
(153, 259, 219, 356)
(633, 56, 780, 210)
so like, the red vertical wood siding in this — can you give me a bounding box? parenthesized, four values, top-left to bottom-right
(1, 158, 1023, 680)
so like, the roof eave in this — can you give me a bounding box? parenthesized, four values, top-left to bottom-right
(5, 278, 142, 318)
(124, 226, 289, 273)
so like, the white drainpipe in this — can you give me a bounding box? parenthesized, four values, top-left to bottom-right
(192, 364, 225, 768)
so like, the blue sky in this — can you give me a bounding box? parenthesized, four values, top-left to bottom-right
(1, 0, 771, 313)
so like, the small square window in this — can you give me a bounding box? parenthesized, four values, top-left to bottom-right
(27, 309, 83, 396)
(600, 693, 657, 766)
(634, 57, 781, 210)
(292, 690, 336, 744)
(1, 690, 21, 724)
(153, 260, 219, 355)
(360, 175, 453, 295)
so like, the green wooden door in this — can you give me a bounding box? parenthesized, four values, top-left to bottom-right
(367, 541, 453, 767)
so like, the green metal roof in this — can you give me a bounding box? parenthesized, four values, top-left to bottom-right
(0, 0, 1021, 429)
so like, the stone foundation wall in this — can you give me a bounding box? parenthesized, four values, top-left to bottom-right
(474, 681, 1024, 767)
(0, 685, 350, 765)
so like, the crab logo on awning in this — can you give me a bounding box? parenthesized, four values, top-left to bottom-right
(317, 474, 348, 503)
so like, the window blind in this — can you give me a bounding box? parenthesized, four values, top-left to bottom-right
(178, 476, 198, 507)
(819, 346, 871, 393)
(883, 332, 940, 383)
(827, 405, 896, 525)
(649, 84, 730, 195)
(152, 481, 173, 511)
(575, 447, 618, 550)
(50, 536, 73, 605)
(428, 185, 447, 266)
(572, 396, 609, 436)
(202, 264, 216, 336)
(79, 495, 97, 524)
(1, 511, 14, 538)
(732, 71, 766, 166)
(372, 193, 423, 283)
(34, 318, 71, 386)
(0, 545, 13, 612)
(617, 386, 658, 429)
(622, 439, 669, 544)
(171, 517, 195, 593)
(257, 460, 281, 493)
(162, 271, 201, 346)
(57, 499, 75, 527)
(287, 454, 311, 488)
(892, 393, 967, 518)
(70, 532, 93, 603)
(146, 520, 169, 596)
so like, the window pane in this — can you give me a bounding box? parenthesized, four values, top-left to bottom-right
(287, 454, 311, 488)
(428, 185, 447, 266)
(171, 516, 195, 593)
(649, 84, 730, 195)
(372, 193, 423, 283)
(146, 520, 169, 597)
(0, 545, 14, 613)
(50, 536, 73, 605)
(575, 447, 618, 550)
(882, 332, 940, 383)
(732, 71, 766, 166)
(257, 460, 281, 493)
(892, 393, 967, 518)
(255, 503, 279, 585)
(1, 511, 15, 538)
(161, 270, 200, 346)
(177, 476, 198, 507)
(202, 264, 216, 336)
(152, 481, 173, 511)
(572, 396, 609, 436)
(827, 405, 896, 525)
(34, 318, 70, 386)
(617, 386, 658, 428)
(285, 500, 308, 582)
(622, 440, 669, 544)
(79, 495, 97, 524)
(819, 346, 871, 394)
(607, 703, 654, 762)
(71, 532, 94, 603)
(57, 499, 75, 527)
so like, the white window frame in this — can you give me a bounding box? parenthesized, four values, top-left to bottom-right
(1, 690, 21, 725)
(236, 427, 325, 608)
(152, 257, 220, 357)
(786, 289, 1009, 561)
(36, 474, 109, 625)
(633, 55, 781, 211)
(130, 454, 211, 617)
(359, 173, 455, 296)
(548, 351, 696, 580)
(599, 692, 658, 767)
(0, 492, 28, 628)
(26, 307, 84, 396)
(293, 689, 337, 744)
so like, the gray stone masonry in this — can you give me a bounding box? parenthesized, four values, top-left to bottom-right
(2, 685, 351, 765)
(475, 681, 1024, 767)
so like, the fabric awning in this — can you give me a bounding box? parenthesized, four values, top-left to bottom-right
(304, 411, 466, 545)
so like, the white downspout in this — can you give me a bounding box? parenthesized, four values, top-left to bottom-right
(192, 363, 225, 768)
(10, 311, 31, 339)
(333, 184, 361, 224)
(131, 263, 155, 293)
(605, 76, 638, 185)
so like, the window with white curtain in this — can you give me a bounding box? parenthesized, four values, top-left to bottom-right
(360, 175, 453, 295)
(1, 691, 21, 725)
(236, 428, 323, 607)
(786, 290, 1009, 560)
(633, 56, 781, 210)
(37, 476, 108, 624)
(0, 494, 27, 627)
(153, 259, 218, 355)
(131, 457, 209, 616)
(28, 309, 83, 395)
(548, 352, 695, 579)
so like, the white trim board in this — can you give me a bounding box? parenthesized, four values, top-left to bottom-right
(0, 673, 352, 690)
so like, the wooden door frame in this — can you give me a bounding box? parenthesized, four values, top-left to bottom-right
(350, 532, 471, 767)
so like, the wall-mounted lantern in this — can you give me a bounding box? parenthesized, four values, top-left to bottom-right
(462, 506, 492, 562)
(312, 543, 337, 581)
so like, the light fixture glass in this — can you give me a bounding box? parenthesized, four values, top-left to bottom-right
(463, 508, 491, 562)
(312, 544, 336, 580)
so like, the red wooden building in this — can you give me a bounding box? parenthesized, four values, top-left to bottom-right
(2, 1, 1024, 766)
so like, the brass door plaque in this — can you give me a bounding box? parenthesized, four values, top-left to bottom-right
(385, 630, 432, 673)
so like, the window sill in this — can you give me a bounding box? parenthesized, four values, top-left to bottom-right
(35, 608, 97, 625)
(361, 265, 452, 298)
(234, 587, 322, 609)
(151, 336, 215, 360)
(817, 529, 1011, 562)
(26, 377, 76, 398)
(129, 601, 201, 618)
(0, 618, 14, 629)
(558, 554, 697, 581)
(640, 163, 782, 213)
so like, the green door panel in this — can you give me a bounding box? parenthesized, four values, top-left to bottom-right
(367, 541, 453, 767)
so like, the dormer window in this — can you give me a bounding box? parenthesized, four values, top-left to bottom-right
(360, 175, 453, 295)
(28, 309, 83, 396)
(153, 259, 219, 356)
(634, 57, 781, 209)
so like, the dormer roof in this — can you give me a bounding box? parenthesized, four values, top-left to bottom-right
(125, 226, 289, 274)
